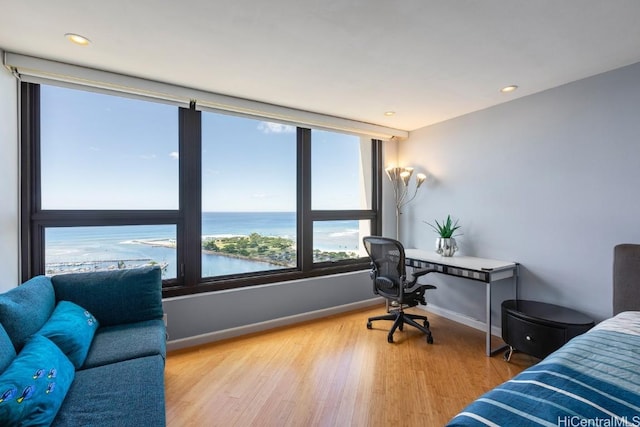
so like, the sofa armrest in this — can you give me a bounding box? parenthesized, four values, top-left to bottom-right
(51, 266, 163, 327)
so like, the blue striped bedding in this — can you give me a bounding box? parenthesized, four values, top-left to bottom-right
(448, 312, 640, 426)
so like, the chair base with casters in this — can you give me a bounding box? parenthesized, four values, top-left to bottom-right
(366, 285, 436, 344)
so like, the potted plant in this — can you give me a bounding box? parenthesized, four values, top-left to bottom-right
(425, 215, 461, 256)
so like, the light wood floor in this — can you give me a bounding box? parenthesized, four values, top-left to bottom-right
(165, 305, 537, 426)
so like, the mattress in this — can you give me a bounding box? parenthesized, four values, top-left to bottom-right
(447, 311, 640, 426)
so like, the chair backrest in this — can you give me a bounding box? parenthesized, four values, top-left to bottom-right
(363, 236, 406, 299)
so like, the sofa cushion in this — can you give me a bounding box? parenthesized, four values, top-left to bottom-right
(52, 355, 166, 427)
(51, 266, 163, 327)
(0, 324, 16, 373)
(0, 276, 56, 351)
(0, 335, 75, 426)
(81, 319, 166, 369)
(37, 301, 99, 369)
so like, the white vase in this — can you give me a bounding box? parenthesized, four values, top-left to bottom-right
(435, 237, 457, 257)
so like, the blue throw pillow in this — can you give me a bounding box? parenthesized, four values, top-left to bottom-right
(37, 301, 99, 369)
(0, 335, 74, 426)
(0, 325, 16, 373)
(0, 276, 56, 351)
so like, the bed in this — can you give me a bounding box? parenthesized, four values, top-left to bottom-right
(447, 244, 640, 427)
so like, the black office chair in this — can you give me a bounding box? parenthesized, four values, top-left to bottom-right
(363, 236, 436, 344)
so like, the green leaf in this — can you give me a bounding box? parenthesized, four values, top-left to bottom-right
(424, 214, 462, 238)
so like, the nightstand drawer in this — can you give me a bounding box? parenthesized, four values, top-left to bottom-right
(503, 315, 566, 359)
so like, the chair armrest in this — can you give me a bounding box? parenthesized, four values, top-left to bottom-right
(407, 268, 438, 287)
(411, 268, 438, 279)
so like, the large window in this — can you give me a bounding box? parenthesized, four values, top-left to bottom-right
(21, 82, 382, 296)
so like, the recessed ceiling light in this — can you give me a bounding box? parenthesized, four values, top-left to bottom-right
(384, 111, 395, 116)
(65, 33, 91, 46)
(500, 85, 518, 93)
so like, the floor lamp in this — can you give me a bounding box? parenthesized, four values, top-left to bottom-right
(385, 166, 427, 240)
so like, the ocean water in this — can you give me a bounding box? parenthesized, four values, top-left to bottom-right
(45, 212, 362, 278)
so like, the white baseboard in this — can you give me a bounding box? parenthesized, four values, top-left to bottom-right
(417, 304, 502, 337)
(167, 299, 501, 352)
(167, 297, 383, 351)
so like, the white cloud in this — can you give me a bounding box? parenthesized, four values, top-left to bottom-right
(169, 152, 179, 160)
(257, 122, 295, 134)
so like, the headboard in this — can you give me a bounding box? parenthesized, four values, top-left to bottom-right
(613, 243, 640, 315)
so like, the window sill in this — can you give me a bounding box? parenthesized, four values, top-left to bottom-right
(162, 261, 370, 298)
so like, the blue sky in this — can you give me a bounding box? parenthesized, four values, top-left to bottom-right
(40, 85, 366, 211)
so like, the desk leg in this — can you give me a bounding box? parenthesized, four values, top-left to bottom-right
(515, 264, 520, 300)
(486, 280, 510, 357)
(486, 282, 491, 356)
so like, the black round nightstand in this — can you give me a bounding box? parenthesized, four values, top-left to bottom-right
(501, 299, 595, 361)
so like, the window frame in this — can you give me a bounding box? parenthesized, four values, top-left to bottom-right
(20, 82, 383, 297)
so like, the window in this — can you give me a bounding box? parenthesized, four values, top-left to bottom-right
(312, 130, 372, 210)
(45, 225, 177, 278)
(310, 130, 374, 264)
(201, 113, 297, 277)
(22, 82, 382, 296)
(312, 220, 370, 262)
(40, 85, 178, 210)
(26, 84, 181, 284)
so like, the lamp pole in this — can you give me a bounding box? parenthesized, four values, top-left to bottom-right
(386, 166, 426, 240)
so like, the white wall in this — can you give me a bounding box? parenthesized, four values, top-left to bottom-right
(0, 59, 19, 291)
(400, 61, 640, 324)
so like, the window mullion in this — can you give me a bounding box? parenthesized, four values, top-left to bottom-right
(372, 139, 383, 235)
(311, 210, 377, 221)
(179, 105, 202, 286)
(297, 128, 313, 272)
(21, 83, 40, 280)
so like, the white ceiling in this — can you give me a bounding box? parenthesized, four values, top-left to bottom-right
(2, 0, 640, 131)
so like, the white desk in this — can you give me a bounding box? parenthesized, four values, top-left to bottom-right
(404, 249, 518, 356)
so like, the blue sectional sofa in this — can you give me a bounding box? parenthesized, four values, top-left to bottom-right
(0, 266, 166, 426)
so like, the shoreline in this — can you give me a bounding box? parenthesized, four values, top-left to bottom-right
(132, 237, 358, 256)
(130, 238, 291, 267)
(46, 233, 360, 275)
